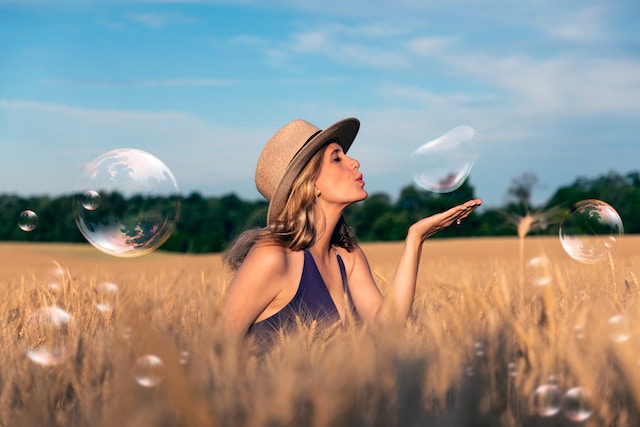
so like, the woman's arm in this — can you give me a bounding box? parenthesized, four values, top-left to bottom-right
(348, 199, 482, 325)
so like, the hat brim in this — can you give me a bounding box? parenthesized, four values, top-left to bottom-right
(267, 117, 360, 225)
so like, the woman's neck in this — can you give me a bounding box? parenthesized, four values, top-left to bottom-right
(310, 208, 342, 257)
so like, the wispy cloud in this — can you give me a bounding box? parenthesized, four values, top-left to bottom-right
(229, 34, 268, 47)
(123, 11, 198, 28)
(538, 5, 610, 43)
(42, 78, 237, 88)
(407, 36, 456, 56)
(269, 23, 412, 70)
(438, 53, 640, 116)
(0, 99, 189, 121)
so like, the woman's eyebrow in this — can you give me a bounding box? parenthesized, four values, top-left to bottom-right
(330, 147, 342, 156)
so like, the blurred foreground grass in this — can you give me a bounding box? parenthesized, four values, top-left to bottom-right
(0, 237, 639, 426)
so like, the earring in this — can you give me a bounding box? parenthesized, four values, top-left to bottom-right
(315, 188, 321, 198)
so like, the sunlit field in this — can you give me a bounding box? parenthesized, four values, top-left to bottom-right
(1, 236, 639, 426)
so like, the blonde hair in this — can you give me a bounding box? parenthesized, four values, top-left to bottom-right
(223, 143, 357, 270)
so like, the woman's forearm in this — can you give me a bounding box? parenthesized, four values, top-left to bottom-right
(376, 226, 424, 323)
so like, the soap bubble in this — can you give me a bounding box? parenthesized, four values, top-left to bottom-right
(410, 125, 478, 193)
(607, 314, 631, 343)
(525, 255, 553, 286)
(81, 190, 101, 211)
(473, 341, 485, 357)
(179, 350, 190, 366)
(73, 148, 181, 258)
(121, 326, 134, 341)
(94, 281, 119, 313)
(559, 199, 623, 264)
(574, 323, 586, 340)
(18, 209, 38, 232)
(133, 354, 165, 387)
(533, 384, 562, 417)
(43, 262, 67, 294)
(24, 306, 76, 366)
(507, 362, 518, 378)
(562, 387, 593, 422)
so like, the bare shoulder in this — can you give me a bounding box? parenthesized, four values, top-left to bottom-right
(335, 244, 370, 276)
(243, 240, 291, 274)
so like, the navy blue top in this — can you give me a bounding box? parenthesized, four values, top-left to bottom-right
(247, 249, 356, 347)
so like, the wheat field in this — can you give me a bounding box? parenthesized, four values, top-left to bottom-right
(0, 236, 639, 426)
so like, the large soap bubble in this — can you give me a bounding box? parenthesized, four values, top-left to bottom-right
(24, 306, 76, 366)
(410, 125, 478, 193)
(73, 148, 181, 258)
(559, 199, 623, 264)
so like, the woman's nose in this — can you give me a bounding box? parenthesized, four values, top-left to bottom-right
(349, 156, 360, 169)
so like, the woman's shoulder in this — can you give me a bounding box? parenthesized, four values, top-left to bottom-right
(335, 243, 368, 275)
(244, 240, 298, 274)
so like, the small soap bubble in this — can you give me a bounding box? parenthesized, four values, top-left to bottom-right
(18, 209, 38, 232)
(133, 354, 165, 387)
(525, 255, 553, 286)
(121, 326, 134, 341)
(24, 306, 75, 366)
(547, 375, 560, 386)
(94, 281, 119, 313)
(562, 387, 593, 422)
(574, 324, 586, 340)
(608, 314, 631, 343)
(560, 199, 623, 264)
(410, 125, 478, 193)
(507, 362, 518, 378)
(82, 190, 101, 211)
(179, 350, 190, 366)
(73, 148, 181, 258)
(473, 341, 485, 358)
(43, 263, 67, 294)
(465, 364, 475, 377)
(533, 384, 562, 417)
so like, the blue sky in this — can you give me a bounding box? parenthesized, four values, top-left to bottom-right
(1, 0, 639, 209)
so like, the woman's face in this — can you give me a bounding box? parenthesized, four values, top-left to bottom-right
(315, 142, 368, 207)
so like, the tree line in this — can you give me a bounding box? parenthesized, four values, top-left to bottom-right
(1, 170, 638, 254)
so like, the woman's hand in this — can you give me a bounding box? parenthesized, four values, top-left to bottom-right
(408, 198, 483, 242)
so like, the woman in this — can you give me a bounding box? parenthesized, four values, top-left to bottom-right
(222, 117, 481, 344)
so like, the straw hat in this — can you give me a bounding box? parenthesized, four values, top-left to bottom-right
(256, 117, 360, 225)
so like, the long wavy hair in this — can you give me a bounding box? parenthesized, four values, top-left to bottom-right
(223, 143, 357, 270)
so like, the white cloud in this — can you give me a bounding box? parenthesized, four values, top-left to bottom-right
(271, 25, 412, 70)
(42, 78, 237, 88)
(539, 5, 609, 43)
(289, 31, 330, 53)
(441, 53, 640, 116)
(124, 11, 198, 28)
(229, 34, 268, 47)
(407, 36, 456, 56)
(0, 99, 189, 121)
